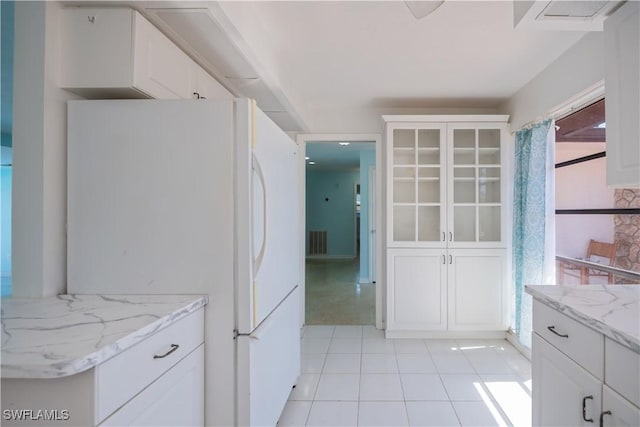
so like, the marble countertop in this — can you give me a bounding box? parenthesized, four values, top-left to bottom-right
(1, 294, 208, 379)
(526, 285, 639, 353)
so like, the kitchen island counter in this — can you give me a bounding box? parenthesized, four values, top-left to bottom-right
(1, 294, 208, 378)
(525, 284, 639, 353)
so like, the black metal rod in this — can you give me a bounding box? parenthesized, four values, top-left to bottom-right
(555, 209, 640, 215)
(555, 151, 606, 168)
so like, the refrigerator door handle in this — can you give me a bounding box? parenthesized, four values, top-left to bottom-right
(252, 153, 267, 277)
(248, 312, 275, 340)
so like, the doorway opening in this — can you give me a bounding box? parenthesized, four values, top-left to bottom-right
(300, 136, 381, 327)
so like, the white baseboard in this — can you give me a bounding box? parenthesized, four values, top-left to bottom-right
(384, 330, 508, 340)
(505, 329, 532, 361)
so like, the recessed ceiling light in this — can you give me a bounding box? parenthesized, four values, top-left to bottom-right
(339, 142, 350, 146)
(308, 161, 316, 165)
(305, 156, 310, 160)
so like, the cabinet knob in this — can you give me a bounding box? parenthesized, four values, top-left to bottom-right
(88, 15, 96, 23)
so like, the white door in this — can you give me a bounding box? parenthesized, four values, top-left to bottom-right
(386, 248, 446, 332)
(447, 249, 507, 330)
(532, 334, 602, 427)
(602, 385, 640, 427)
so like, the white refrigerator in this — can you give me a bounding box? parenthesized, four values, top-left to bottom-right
(66, 98, 301, 426)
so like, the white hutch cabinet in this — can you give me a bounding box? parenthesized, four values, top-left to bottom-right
(384, 115, 510, 336)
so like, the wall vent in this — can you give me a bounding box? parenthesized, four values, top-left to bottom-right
(308, 231, 328, 255)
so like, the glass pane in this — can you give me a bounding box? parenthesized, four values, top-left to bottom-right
(453, 129, 475, 165)
(454, 206, 476, 242)
(418, 130, 440, 165)
(418, 206, 440, 241)
(394, 167, 415, 178)
(394, 129, 415, 165)
(479, 206, 501, 242)
(418, 147, 440, 165)
(479, 129, 501, 164)
(418, 167, 439, 178)
(418, 129, 440, 148)
(394, 129, 414, 148)
(453, 168, 475, 203)
(478, 173, 501, 203)
(394, 206, 415, 241)
(394, 180, 415, 203)
(418, 179, 440, 203)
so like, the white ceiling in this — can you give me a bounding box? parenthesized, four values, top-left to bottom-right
(215, 0, 587, 133)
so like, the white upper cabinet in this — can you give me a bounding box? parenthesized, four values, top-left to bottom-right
(605, 1, 640, 187)
(60, 8, 231, 101)
(194, 67, 232, 100)
(385, 116, 509, 249)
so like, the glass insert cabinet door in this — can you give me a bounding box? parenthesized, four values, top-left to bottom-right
(389, 124, 446, 245)
(448, 125, 503, 245)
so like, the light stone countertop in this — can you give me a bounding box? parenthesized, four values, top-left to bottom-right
(526, 284, 639, 353)
(1, 294, 208, 379)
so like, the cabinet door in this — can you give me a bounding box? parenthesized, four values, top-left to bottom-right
(605, 1, 640, 187)
(447, 123, 506, 247)
(387, 124, 447, 247)
(601, 385, 640, 427)
(447, 249, 506, 330)
(386, 248, 446, 331)
(532, 334, 602, 427)
(100, 345, 204, 426)
(195, 67, 233, 99)
(133, 11, 196, 99)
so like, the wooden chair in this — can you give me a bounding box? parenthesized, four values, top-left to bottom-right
(558, 239, 618, 284)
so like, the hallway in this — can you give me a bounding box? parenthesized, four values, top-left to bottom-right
(305, 258, 375, 325)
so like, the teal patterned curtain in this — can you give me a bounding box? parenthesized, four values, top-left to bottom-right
(513, 119, 556, 348)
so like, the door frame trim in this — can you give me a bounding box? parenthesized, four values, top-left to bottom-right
(296, 133, 383, 330)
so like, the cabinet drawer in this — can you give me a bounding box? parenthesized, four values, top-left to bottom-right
(533, 300, 603, 379)
(96, 308, 204, 423)
(605, 338, 640, 407)
(100, 345, 204, 426)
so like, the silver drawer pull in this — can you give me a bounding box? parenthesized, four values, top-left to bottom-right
(153, 344, 179, 359)
(547, 325, 569, 338)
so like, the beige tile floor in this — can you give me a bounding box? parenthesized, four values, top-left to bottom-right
(305, 258, 375, 325)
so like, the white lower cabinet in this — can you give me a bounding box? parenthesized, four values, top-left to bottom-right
(532, 300, 640, 427)
(387, 248, 447, 331)
(532, 333, 602, 427)
(602, 385, 640, 427)
(386, 248, 506, 334)
(101, 345, 204, 426)
(1, 309, 204, 427)
(448, 249, 506, 330)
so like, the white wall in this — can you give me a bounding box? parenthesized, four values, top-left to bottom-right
(555, 143, 614, 259)
(501, 32, 604, 130)
(12, 1, 81, 297)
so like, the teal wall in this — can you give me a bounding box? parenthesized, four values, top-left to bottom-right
(306, 170, 359, 257)
(358, 149, 375, 282)
(1, 1, 13, 296)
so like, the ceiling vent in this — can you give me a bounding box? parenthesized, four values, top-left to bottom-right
(514, 0, 624, 31)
